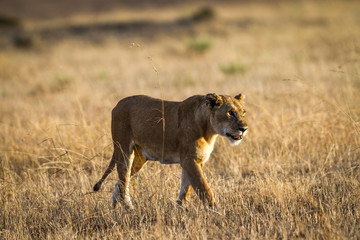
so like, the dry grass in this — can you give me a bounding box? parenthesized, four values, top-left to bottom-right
(1, 1, 360, 239)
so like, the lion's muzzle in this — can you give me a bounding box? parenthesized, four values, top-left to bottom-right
(225, 126, 248, 142)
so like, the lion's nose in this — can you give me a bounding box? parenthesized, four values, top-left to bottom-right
(239, 127, 248, 133)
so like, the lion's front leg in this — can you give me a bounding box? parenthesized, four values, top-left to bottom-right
(177, 164, 207, 206)
(176, 168, 193, 205)
(180, 157, 216, 208)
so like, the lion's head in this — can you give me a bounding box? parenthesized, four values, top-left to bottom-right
(206, 93, 248, 146)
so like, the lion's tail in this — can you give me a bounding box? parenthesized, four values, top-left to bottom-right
(93, 152, 116, 191)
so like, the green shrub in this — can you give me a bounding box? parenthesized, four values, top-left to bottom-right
(220, 62, 246, 75)
(51, 74, 74, 92)
(173, 75, 195, 87)
(187, 38, 212, 53)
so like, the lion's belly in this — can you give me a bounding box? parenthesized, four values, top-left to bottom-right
(142, 149, 180, 164)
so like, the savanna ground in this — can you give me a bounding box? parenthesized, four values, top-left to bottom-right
(1, 0, 360, 239)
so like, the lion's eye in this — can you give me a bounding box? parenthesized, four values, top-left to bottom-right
(228, 111, 236, 118)
(242, 111, 246, 117)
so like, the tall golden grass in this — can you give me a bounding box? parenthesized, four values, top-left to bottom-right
(1, 1, 359, 239)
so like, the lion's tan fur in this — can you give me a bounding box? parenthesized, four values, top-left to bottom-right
(94, 93, 248, 209)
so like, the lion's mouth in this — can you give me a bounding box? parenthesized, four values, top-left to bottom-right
(226, 133, 242, 141)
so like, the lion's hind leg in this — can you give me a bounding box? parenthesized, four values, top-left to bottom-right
(112, 144, 135, 209)
(112, 146, 146, 209)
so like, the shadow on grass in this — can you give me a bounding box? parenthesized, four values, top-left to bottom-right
(41, 18, 194, 40)
(0, 6, 215, 48)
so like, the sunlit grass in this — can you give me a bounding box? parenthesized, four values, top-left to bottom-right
(0, 1, 359, 239)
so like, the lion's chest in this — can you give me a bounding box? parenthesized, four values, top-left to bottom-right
(195, 136, 217, 165)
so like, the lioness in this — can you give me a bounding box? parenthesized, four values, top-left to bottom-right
(93, 93, 248, 209)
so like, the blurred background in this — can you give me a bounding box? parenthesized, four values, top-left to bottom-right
(1, 0, 359, 99)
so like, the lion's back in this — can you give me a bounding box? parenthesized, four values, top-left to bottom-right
(111, 95, 180, 143)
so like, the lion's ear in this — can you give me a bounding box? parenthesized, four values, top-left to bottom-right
(205, 93, 223, 109)
(235, 93, 244, 102)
